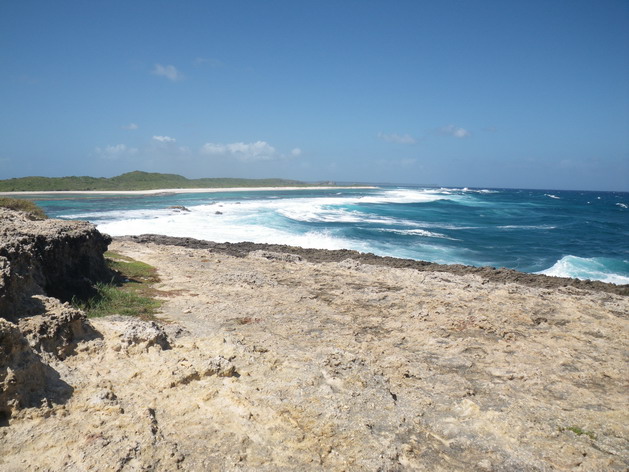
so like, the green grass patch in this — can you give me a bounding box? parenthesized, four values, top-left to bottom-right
(74, 251, 162, 319)
(559, 426, 597, 440)
(0, 197, 47, 220)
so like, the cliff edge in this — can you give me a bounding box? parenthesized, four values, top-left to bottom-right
(0, 208, 111, 422)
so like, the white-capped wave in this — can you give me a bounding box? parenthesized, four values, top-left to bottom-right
(378, 228, 457, 240)
(459, 187, 498, 194)
(498, 225, 556, 230)
(94, 202, 377, 253)
(616, 203, 628, 209)
(356, 188, 464, 204)
(277, 206, 396, 224)
(544, 194, 560, 199)
(537, 256, 629, 285)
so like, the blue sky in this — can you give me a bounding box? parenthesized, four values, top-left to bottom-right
(1, 0, 627, 191)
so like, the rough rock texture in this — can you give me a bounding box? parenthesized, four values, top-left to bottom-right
(0, 209, 109, 422)
(121, 234, 629, 296)
(2, 238, 626, 471)
(17, 296, 98, 359)
(0, 319, 46, 422)
(0, 208, 111, 318)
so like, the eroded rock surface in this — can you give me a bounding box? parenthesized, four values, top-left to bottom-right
(2, 238, 626, 471)
(1, 218, 628, 470)
(0, 209, 109, 422)
(0, 208, 111, 317)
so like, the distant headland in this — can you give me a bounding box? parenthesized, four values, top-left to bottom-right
(0, 171, 351, 193)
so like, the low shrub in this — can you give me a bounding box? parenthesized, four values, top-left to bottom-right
(0, 197, 47, 220)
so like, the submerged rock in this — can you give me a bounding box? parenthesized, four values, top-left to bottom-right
(168, 205, 190, 212)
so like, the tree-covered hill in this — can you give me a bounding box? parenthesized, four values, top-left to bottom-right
(0, 171, 321, 192)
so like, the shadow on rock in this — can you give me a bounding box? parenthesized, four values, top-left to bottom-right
(0, 319, 76, 426)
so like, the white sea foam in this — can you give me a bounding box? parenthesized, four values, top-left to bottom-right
(44, 186, 629, 284)
(378, 228, 457, 240)
(356, 188, 465, 204)
(538, 256, 629, 285)
(498, 225, 556, 230)
(95, 202, 376, 253)
(544, 194, 560, 199)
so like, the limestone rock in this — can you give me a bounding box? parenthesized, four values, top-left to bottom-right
(0, 208, 109, 421)
(106, 316, 171, 351)
(0, 318, 73, 423)
(248, 250, 303, 263)
(17, 295, 96, 359)
(0, 208, 111, 319)
(1, 230, 628, 471)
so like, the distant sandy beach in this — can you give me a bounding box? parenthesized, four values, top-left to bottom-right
(0, 186, 377, 196)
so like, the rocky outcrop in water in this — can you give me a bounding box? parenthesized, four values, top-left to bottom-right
(0, 208, 111, 422)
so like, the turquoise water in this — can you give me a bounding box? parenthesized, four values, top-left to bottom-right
(32, 186, 629, 284)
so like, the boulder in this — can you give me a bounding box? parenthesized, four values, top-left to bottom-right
(0, 208, 112, 320)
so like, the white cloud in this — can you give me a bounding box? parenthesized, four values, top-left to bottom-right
(153, 135, 176, 143)
(123, 123, 139, 130)
(377, 132, 416, 144)
(291, 147, 302, 157)
(201, 140, 279, 162)
(194, 57, 223, 68)
(95, 144, 138, 160)
(151, 64, 183, 81)
(439, 125, 471, 138)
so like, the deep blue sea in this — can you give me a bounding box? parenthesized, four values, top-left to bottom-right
(31, 186, 629, 284)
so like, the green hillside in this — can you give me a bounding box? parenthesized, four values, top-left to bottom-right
(0, 171, 321, 192)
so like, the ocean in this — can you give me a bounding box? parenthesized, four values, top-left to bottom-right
(31, 186, 629, 285)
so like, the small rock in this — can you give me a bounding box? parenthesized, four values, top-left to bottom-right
(107, 317, 171, 350)
(248, 250, 302, 263)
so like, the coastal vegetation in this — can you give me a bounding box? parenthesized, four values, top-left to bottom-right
(74, 251, 161, 319)
(0, 170, 327, 192)
(558, 426, 597, 440)
(0, 197, 47, 219)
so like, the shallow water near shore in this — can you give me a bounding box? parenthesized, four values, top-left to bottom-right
(31, 186, 629, 284)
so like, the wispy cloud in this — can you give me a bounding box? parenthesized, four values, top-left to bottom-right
(17, 75, 39, 85)
(377, 132, 417, 144)
(438, 125, 471, 138)
(194, 57, 223, 68)
(95, 144, 138, 160)
(375, 157, 418, 168)
(201, 141, 280, 162)
(122, 123, 139, 130)
(151, 64, 183, 81)
(291, 147, 302, 157)
(153, 135, 176, 143)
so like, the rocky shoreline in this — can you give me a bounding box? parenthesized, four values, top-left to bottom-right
(120, 234, 629, 296)
(1, 210, 628, 471)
